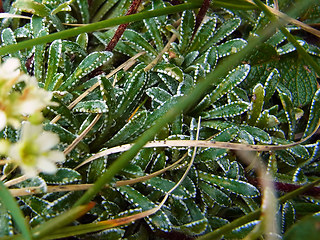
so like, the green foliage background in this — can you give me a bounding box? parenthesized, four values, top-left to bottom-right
(1, 0, 320, 239)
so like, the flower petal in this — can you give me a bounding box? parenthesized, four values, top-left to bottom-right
(46, 151, 65, 163)
(36, 132, 60, 152)
(37, 156, 57, 174)
(21, 122, 42, 140)
(1, 58, 21, 81)
(20, 165, 38, 178)
(8, 143, 22, 162)
(0, 111, 7, 131)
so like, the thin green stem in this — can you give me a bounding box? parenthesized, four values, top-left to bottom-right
(0, 2, 202, 56)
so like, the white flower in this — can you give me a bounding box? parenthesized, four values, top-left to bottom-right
(8, 122, 65, 177)
(17, 78, 58, 115)
(0, 111, 6, 131)
(0, 58, 21, 83)
(0, 58, 57, 130)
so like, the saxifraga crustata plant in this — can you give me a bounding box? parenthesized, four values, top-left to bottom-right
(0, 0, 320, 239)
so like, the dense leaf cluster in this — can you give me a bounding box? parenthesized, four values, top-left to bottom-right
(0, 0, 320, 239)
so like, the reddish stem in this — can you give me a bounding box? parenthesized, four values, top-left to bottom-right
(192, 0, 210, 38)
(0, 0, 4, 13)
(248, 177, 320, 198)
(105, 0, 142, 51)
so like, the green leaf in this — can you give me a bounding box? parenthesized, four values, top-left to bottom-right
(200, 17, 241, 53)
(48, 99, 80, 129)
(87, 158, 107, 183)
(153, 63, 184, 82)
(145, 177, 190, 199)
(182, 198, 207, 231)
(275, 150, 296, 167)
(282, 201, 295, 233)
(278, 58, 317, 107)
(210, 64, 250, 104)
(62, 40, 87, 56)
(44, 39, 63, 90)
(146, 87, 172, 105)
(202, 45, 218, 68)
(0, 181, 32, 240)
(51, 0, 74, 15)
(247, 83, 265, 126)
(121, 163, 143, 177)
(144, 95, 181, 128)
(256, 110, 280, 128)
(213, 127, 239, 142)
(40, 168, 81, 185)
(76, 0, 90, 23)
(144, 16, 163, 51)
(217, 38, 247, 58)
(76, 33, 89, 50)
(58, 51, 113, 91)
(1, 28, 24, 65)
(196, 148, 227, 162)
(183, 51, 199, 68)
(33, 28, 48, 82)
(150, 152, 166, 172)
(49, 192, 83, 214)
(20, 196, 52, 217)
(157, 72, 179, 94)
(116, 64, 148, 116)
(224, 220, 260, 239)
(201, 101, 250, 120)
(118, 186, 172, 231)
(284, 214, 320, 240)
(97, 228, 125, 239)
(303, 88, 320, 138)
(13, 0, 50, 17)
(73, 100, 108, 113)
(272, 137, 310, 159)
(169, 199, 191, 224)
(0, 204, 13, 237)
(123, 29, 158, 57)
(178, 218, 208, 235)
(240, 125, 271, 144)
(279, 91, 296, 140)
(266, 31, 286, 47)
(107, 110, 148, 147)
(264, 68, 280, 102)
(199, 181, 232, 207)
(199, 171, 260, 197)
(277, 40, 308, 55)
(188, 16, 217, 52)
(179, 10, 195, 53)
(208, 216, 229, 230)
(201, 119, 234, 130)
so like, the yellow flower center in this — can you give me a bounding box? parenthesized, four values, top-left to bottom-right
(19, 140, 39, 166)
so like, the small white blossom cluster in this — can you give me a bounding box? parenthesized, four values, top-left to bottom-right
(0, 58, 65, 177)
(0, 58, 57, 129)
